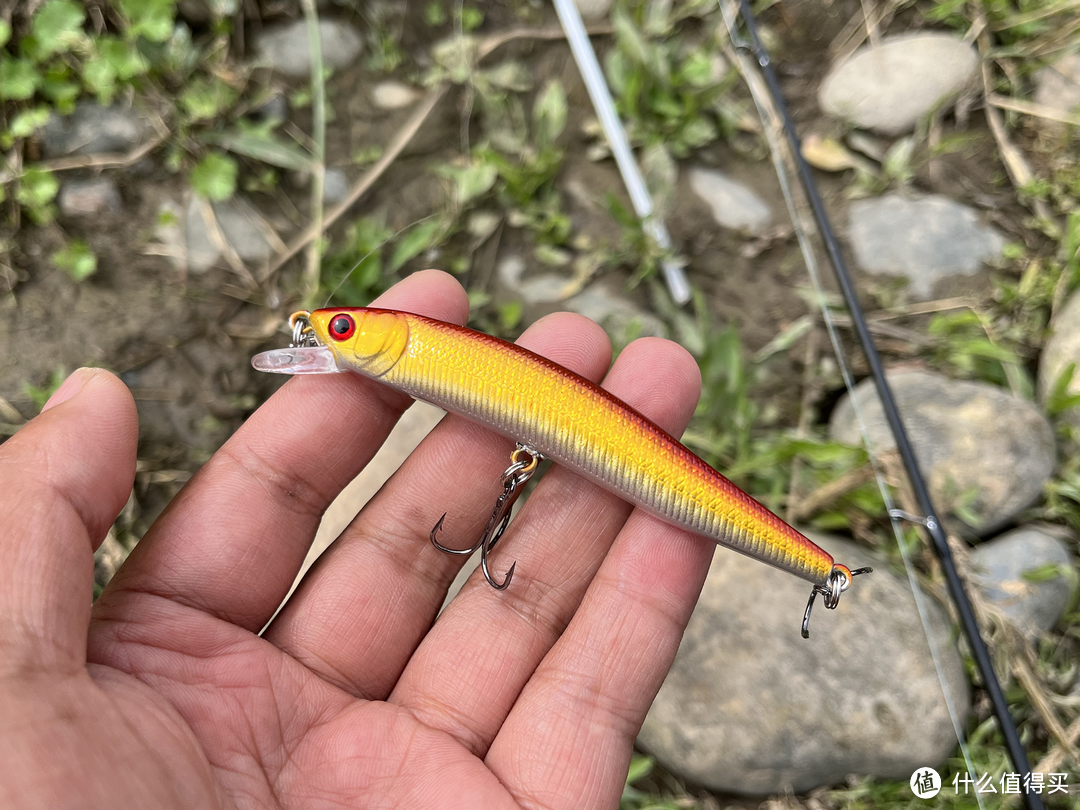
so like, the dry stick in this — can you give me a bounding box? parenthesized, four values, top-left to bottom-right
(788, 464, 876, 525)
(974, 19, 1057, 226)
(1012, 652, 1079, 769)
(1034, 714, 1080, 776)
(265, 25, 608, 278)
(299, 0, 326, 304)
(785, 329, 821, 525)
(988, 93, 1080, 128)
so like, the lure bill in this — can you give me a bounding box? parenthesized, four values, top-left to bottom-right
(254, 307, 869, 635)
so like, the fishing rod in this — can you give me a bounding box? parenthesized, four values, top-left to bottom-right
(729, 2, 1043, 807)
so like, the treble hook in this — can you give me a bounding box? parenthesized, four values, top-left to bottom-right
(801, 564, 873, 639)
(430, 445, 542, 590)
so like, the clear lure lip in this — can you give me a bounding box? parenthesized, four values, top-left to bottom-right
(251, 346, 344, 375)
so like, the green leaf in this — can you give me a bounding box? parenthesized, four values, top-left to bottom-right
(16, 167, 59, 210)
(180, 76, 238, 121)
(0, 20, 11, 48)
(533, 79, 567, 147)
(440, 161, 497, 206)
(1021, 562, 1067, 583)
(190, 152, 238, 201)
(9, 107, 51, 139)
(206, 129, 313, 171)
(0, 58, 40, 101)
(481, 60, 533, 92)
(389, 219, 442, 272)
(115, 0, 177, 42)
(53, 239, 98, 281)
(29, 0, 86, 59)
(97, 36, 150, 79)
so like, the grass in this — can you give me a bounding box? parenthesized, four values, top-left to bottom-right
(5, 0, 1080, 807)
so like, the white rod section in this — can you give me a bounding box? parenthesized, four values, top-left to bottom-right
(551, 0, 692, 304)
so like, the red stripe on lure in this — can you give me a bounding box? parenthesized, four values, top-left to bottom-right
(253, 308, 869, 636)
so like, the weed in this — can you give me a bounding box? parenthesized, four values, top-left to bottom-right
(51, 238, 97, 282)
(22, 367, 67, 412)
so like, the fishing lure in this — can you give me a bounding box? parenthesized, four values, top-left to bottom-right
(254, 307, 869, 636)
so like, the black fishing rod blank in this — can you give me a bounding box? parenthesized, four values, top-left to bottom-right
(733, 3, 1043, 808)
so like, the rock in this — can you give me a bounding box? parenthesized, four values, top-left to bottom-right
(40, 102, 148, 158)
(572, 0, 612, 20)
(371, 80, 422, 110)
(255, 19, 362, 79)
(185, 194, 275, 273)
(1034, 52, 1080, 124)
(829, 370, 1055, 536)
(687, 167, 772, 234)
(497, 255, 569, 305)
(253, 94, 288, 122)
(323, 168, 349, 203)
(970, 527, 1074, 634)
(1038, 289, 1080, 432)
(819, 33, 978, 135)
(847, 194, 1005, 299)
(567, 284, 665, 338)
(639, 533, 969, 795)
(58, 178, 122, 217)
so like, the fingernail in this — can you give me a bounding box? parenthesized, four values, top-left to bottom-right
(42, 368, 97, 413)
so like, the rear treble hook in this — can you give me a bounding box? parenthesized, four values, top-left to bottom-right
(801, 564, 872, 639)
(430, 444, 542, 590)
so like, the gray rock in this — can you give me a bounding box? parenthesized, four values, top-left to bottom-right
(1034, 52, 1080, 122)
(497, 255, 568, 305)
(829, 370, 1055, 536)
(1038, 289, 1080, 433)
(253, 94, 288, 122)
(970, 527, 1074, 634)
(819, 33, 978, 135)
(323, 168, 349, 203)
(572, 0, 612, 21)
(40, 102, 147, 158)
(58, 178, 122, 217)
(639, 533, 969, 795)
(185, 194, 275, 273)
(255, 19, 362, 78)
(848, 194, 1005, 299)
(371, 80, 422, 111)
(688, 167, 772, 234)
(567, 284, 665, 338)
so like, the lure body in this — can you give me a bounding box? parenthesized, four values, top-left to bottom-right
(284, 307, 836, 587)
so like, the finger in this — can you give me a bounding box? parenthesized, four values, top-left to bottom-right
(94, 270, 469, 633)
(389, 337, 703, 757)
(263, 312, 613, 699)
(0, 369, 137, 674)
(488, 499, 714, 809)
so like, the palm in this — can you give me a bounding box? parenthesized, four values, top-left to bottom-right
(1, 271, 713, 810)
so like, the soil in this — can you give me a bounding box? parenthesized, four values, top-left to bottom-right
(0, 0, 1034, 572)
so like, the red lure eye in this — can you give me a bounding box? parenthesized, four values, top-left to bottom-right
(328, 313, 355, 341)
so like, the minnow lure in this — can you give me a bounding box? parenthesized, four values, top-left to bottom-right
(254, 308, 869, 636)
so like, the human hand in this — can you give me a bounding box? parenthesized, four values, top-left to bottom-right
(0, 270, 713, 809)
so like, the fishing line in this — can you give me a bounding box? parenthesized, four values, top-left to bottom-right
(719, 2, 1042, 806)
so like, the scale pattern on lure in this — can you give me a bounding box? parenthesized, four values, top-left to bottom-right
(254, 307, 869, 635)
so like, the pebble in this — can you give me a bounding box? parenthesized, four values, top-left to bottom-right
(58, 178, 122, 217)
(1033, 52, 1080, 124)
(567, 284, 665, 338)
(970, 527, 1074, 635)
(687, 167, 772, 234)
(829, 370, 1055, 537)
(847, 193, 1005, 299)
(323, 168, 349, 203)
(497, 255, 569, 305)
(1038, 289, 1080, 433)
(572, 0, 612, 21)
(40, 102, 147, 158)
(185, 194, 275, 273)
(255, 19, 363, 79)
(371, 80, 422, 111)
(819, 33, 978, 135)
(639, 533, 969, 794)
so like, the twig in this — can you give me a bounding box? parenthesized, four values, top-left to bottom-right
(0, 114, 171, 185)
(1034, 714, 1080, 776)
(788, 464, 876, 524)
(988, 93, 1080, 128)
(265, 25, 610, 279)
(786, 329, 820, 524)
(1012, 653, 1079, 768)
(974, 17, 1057, 225)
